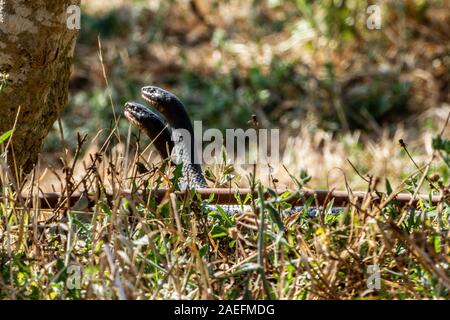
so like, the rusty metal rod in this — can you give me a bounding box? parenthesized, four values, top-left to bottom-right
(9, 188, 443, 210)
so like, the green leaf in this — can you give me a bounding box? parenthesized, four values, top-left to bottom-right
(199, 244, 209, 257)
(325, 198, 335, 215)
(101, 202, 112, 217)
(170, 163, 183, 190)
(433, 235, 441, 254)
(243, 192, 252, 205)
(210, 225, 228, 239)
(266, 203, 284, 232)
(0, 130, 12, 144)
(0, 72, 9, 92)
(432, 137, 450, 153)
(267, 188, 278, 199)
(300, 196, 315, 218)
(385, 178, 393, 195)
(234, 189, 243, 207)
(279, 191, 292, 200)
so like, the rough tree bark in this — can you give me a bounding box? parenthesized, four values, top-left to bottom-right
(0, 0, 80, 173)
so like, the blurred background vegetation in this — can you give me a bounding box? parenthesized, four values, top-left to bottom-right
(43, 0, 450, 189)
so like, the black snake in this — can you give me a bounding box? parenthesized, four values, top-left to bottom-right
(123, 87, 434, 219)
(123, 86, 345, 216)
(124, 86, 207, 189)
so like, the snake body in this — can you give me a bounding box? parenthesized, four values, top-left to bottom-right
(124, 86, 342, 216)
(125, 86, 207, 189)
(124, 101, 173, 160)
(124, 87, 428, 219)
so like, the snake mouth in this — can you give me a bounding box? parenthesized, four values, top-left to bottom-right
(124, 109, 138, 127)
(129, 87, 207, 188)
(141, 85, 182, 114)
(141, 86, 163, 105)
(124, 102, 151, 129)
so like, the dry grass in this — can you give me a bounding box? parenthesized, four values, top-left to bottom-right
(0, 0, 449, 300)
(38, 104, 450, 192)
(1, 105, 449, 299)
(57, 0, 449, 190)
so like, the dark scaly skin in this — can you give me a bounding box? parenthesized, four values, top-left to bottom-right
(124, 102, 174, 160)
(125, 89, 346, 216)
(124, 87, 207, 189)
(141, 86, 208, 189)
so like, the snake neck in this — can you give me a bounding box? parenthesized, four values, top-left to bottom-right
(171, 126, 207, 189)
(140, 86, 208, 189)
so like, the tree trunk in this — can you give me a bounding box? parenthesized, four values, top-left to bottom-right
(0, 0, 80, 173)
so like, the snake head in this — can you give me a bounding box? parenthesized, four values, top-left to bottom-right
(123, 101, 174, 159)
(139, 87, 207, 188)
(141, 86, 186, 118)
(124, 101, 162, 130)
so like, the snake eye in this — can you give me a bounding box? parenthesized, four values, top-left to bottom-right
(124, 102, 135, 110)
